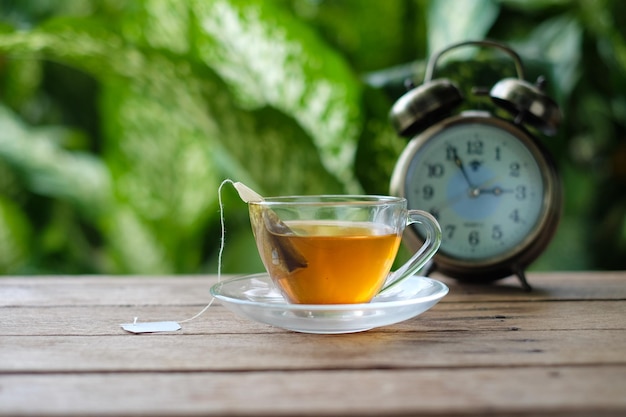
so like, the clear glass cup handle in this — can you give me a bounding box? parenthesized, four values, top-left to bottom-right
(381, 210, 442, 292)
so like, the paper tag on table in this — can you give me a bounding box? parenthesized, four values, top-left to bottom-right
(121, 320, 181, 333)
(120, 180, 243, 335)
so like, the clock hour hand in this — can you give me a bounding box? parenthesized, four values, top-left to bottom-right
(477, 186, 513, 196)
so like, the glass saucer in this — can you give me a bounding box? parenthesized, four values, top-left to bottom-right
(210, 273, 449, 334)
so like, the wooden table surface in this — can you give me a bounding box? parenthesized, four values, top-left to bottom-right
(1, 271, 625, 416)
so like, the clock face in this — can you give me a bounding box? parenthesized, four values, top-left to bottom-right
(400, 117, 549, 264)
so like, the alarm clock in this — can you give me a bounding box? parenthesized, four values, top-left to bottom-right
(389, 40, 562, 290)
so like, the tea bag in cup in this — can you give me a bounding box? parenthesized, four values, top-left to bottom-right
(233, 182, 308, 273)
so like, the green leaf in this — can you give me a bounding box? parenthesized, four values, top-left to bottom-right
(0, 55, 43, 113)
(117, 0, 191, 55)
(496, 0, 574, 11)
(279, 0, 428, 73)
(354, 86, 406, 194)
(98, 61, 222, 272)
(511, 14, 583, 100)
(102, 205, 174, 274)
(0, 11, 352, 273)
(427, 0, 500, 57)
(191, 0, 363, 190)
(578, 0, 626, 80)
(0, 104, 111, 218)
(0, 196, 31, 273)
(97, 44, 343, 271)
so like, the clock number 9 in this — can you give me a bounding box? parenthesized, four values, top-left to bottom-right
(422, 185, 434, 200)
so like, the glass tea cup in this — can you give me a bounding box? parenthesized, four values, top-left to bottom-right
(248, 195, 441, 304)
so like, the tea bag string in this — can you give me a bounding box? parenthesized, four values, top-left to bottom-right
(177, 179, 246, 323)
(120, 178, 244, 332)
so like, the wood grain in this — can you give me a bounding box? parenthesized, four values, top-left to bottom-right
(1, 367, 625, 416)
(1, 271, 624, 416)
(1, 271, 625, 306)
(2, 299, 624, 335)
(1, 328, 624, 372)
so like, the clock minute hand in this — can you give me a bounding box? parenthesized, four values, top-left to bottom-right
(450, 147, 475, 188)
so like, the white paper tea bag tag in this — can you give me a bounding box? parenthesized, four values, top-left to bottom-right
(233, 181, 264, 202)
(121, 318, 181, 334)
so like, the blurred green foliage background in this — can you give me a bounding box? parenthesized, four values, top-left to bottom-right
(0, 0, 624, 276)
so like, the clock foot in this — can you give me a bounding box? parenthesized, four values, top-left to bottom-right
(514, 267, 532, 292)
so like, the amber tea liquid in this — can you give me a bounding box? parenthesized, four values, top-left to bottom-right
(265, 220, 402, 304)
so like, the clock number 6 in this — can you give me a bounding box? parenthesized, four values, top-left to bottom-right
(468, 230, 480, 247)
